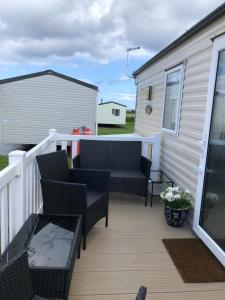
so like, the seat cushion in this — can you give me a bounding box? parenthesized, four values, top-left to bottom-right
(87, 190, 108, 207)
(110, 170, 147, 196)
(33, 296, 47, 300)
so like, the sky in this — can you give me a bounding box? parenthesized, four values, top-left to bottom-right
(0, 0, 225, 109)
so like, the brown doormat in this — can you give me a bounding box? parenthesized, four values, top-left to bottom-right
(163, 238, 225, 283)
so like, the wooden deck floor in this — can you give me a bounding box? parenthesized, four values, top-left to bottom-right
(69, 194, 225, 300)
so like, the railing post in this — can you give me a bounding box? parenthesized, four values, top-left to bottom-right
(142, 142, 149, 158)
(49, 128, 57, 152)
(151, 134, 161, 180)
(8, 150, 26, 236)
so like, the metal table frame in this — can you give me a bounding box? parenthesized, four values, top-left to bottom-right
(149, 170, 173, 207)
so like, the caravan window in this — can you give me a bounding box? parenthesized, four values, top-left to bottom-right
(112, 109, 120, 116)
(162, 64, 184, 134)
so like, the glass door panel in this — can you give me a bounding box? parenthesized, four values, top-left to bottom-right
(200, 49, 225, 251)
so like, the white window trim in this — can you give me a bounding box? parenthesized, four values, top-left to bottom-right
(161, 64, 184, 136)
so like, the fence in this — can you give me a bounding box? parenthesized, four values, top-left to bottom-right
(0, 129, 56, 253)
(0, 129, 160, 253)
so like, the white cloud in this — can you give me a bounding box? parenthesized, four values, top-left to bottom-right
(111, 92, 136, 102)
(0, 0, 224, 65)
(119, 75, 130, 81)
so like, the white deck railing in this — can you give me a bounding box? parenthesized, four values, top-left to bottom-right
(0, 129, 160, 253)
(0, 129, 56, 253)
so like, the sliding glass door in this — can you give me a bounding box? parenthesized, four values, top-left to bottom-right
(193, 35, 225, 266)
(200, 49, 225, 251)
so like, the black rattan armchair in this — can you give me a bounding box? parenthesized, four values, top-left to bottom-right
(0, 251, 46, 300)
(136, 286, 147, 300)
(36, 150, 110, 249)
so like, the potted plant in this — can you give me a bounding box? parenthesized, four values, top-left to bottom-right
(160, 186, 191, 227)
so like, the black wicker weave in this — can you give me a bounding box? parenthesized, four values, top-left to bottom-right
(36, 150, 110, 250)
(0, 251, 47, 300)
(136, 286, 147, 300)
(73, 140, 152, 206)
(0, 214, 82, 300)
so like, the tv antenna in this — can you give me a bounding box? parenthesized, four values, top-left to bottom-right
(126, 46, 140, 78)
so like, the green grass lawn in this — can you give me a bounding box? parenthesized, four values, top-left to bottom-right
(98, 114, 135, 135)
(0, 155, 8, 171)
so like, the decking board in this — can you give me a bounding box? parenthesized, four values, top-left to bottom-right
(69, 193, 225, 299)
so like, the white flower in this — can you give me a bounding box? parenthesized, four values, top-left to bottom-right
(173, 187, 180, 193)
(160, 185, 192, 206)
(166, 192, 173, 198)
(160, 192, 165, 199)
(165, 192, 175, 202)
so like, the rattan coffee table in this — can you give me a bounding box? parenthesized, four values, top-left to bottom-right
(0, 214, 82, 300)
(28, 214, 82, 300)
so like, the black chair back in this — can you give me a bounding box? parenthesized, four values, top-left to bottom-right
(36, 150, 69, 181)
(110, 141, 142, 171)
(79, 140, 142, 171)
(80, 140, 111, 170)
(0, 252, 34, 300)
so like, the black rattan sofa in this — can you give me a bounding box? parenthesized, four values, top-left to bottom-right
(36, 150, 110, 250)
(73, 140, 152, 206)
(0, 251, 46, 300)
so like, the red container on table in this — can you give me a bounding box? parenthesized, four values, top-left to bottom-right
(83, 127, 92, 135)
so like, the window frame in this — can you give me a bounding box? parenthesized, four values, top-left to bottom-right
(112, 108, 120, 116)
(161, 64, 184, 135)
(115, 109, 120, 116)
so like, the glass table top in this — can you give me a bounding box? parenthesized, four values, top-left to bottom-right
(28, 215, 78, 268)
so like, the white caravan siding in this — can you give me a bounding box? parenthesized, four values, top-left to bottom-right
(0, 75, 97, 144)
(98, 103, 126, 125)
(135, 15, 225, 199)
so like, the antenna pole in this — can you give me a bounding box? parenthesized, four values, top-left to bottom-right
(126, 46, 141, 78)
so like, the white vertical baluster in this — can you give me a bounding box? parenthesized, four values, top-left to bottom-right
(61, 141, 67, 152)
(29, 165, 32, 214)
(37, 163, 41, 212)
(26, 168, 29, 218)
(49, 129, 57, 152)
(71, 141, 78, 159)
(34, 162, 38, 212)
(8, 150, 26, 234)
(0, 187, 9, 253)
(8, 181, 14, 242)
(31, 163, 35, 213)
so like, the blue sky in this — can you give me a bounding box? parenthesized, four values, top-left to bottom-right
(0, 0, 224, 109)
